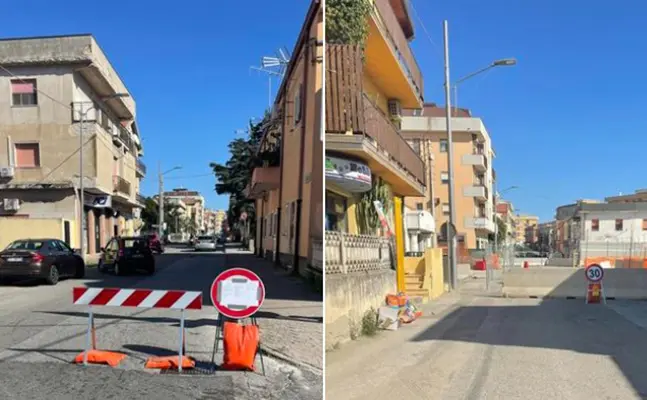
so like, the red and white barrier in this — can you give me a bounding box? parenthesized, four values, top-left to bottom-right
(73, 287, 202, 310)
(72, 286, 203, 372)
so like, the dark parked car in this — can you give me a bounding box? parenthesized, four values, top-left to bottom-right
(0, 238, 85, 285)
(98, 236, 155, 276)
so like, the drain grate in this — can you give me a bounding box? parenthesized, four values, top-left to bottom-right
(159, 365, 217, 376)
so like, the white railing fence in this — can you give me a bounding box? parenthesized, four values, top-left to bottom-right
(325, 231, 392, 274)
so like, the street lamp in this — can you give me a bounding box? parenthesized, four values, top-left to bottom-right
(442, 20, 516, 290)
(157, 164, 182, 237)
(78, 93, 129, 259)
(453, 58, 517, 116)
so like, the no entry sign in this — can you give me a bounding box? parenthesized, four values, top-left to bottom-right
(210, 268, 265, 319)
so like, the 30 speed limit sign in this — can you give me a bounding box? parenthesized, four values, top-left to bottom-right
(585, 264, 604, 282)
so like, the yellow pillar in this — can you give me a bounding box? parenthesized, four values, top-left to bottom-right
(393, 196, 405, 292)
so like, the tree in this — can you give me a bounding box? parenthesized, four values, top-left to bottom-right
(139, 196, 182, 233)
(488, 217, 508, 245)
(210, 116, 279, 238)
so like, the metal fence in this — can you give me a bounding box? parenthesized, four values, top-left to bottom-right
(324, 231, 392, 274)
(580, 239, 647, 268)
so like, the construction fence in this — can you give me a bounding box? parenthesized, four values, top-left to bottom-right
(580, 240, 647, 269)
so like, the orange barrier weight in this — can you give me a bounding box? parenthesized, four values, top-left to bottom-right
(221, 321, 260, 371)
(73, 350, 126, 367)
(145, 355, 195, 370)
(586, 283, 602, 304)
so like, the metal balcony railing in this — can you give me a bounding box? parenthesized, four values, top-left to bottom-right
(136, 159, 147, 176)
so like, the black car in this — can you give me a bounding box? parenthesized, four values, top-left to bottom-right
(0, 238, 85, 285)
(98, 236, 155, 276)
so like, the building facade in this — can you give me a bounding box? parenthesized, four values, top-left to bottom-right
(248, 0, 323, 276)
(495, 200, 517, 245)
(213, 209, 226, 234)
(0, 35, 145, 257)
(515, 214, 538, 245)
(401, 104, 495, 251)
(158, 188, 205, 234)
(325, 0, 425, 252)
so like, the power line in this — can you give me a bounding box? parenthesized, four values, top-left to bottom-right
(165, 173, 213, 181)
(409, 0, 444, 63)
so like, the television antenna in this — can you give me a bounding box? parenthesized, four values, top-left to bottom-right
(250, 47, 291, 107)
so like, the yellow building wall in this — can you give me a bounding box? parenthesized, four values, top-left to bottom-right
(0, 218, 67, 250)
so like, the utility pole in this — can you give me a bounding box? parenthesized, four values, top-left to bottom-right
(79, 108, 86, 258)
(158, 161, 164, 237)
(443, 20, 458, 290)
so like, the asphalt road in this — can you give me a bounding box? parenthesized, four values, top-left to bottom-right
(326, 279, 647, 400)
(0, 245, 322, 400)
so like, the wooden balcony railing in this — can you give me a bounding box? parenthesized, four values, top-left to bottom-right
(113, 175, 131, 196)
(373, 0, 423, 99)
(324, 231, 392, 274)
(326, 44, 425, 186)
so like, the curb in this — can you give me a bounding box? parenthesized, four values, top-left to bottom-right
(259, 346, 323, 375)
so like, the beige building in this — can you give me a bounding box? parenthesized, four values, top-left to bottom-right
(495, 200, 517, 245)
(158, 188, 205, 234)
(401, 104, 495, 251)
(213, 209, 226, 234)
(515, 214, 539, 244)
(0, 35, 145, 256)
(248, 0, 323, 276)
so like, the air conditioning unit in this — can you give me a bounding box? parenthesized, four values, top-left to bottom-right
(3, 198, 20, 211)
(388, 99, 402, 121)
(0, 166, 14, 178)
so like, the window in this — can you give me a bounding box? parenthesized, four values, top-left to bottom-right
(14, 143, 40, 168)
(442, 203, 450, 215)
(416, 203, 423, 211)
(615, 219, 623, 231)
(11, 79, 37, 106)
(439, 139, 448, 152)
(440, 171, 449, 184)
(643, 219, 647, 231)
(591, 219, 599, 231)
(294, 83, 303, 125)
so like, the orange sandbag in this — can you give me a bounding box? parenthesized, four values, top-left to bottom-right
(73, 350, 127, 367)
(222, 321, 259, 371)
(386, 294, 407, 307)
(145, 355, 195, 370)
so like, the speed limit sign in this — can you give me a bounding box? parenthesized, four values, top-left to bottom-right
(585, 264, 604, 283)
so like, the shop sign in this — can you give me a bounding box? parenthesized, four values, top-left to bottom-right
(84, 194, 112, 208)
(325, 156, 372, 193)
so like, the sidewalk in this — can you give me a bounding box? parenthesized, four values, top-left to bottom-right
(226, 252, 323, 372)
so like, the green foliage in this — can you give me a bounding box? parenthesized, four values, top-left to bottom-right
(356, 177, 392, 235)
(326, 0, 372, 46)
(139, 197, 183, 233)
(489, 216, 508, 244)
(361, 307, 379, 337)
(210, 115, 280, 235)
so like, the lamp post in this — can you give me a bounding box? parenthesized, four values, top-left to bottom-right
(442, 20, 517, 290)
(78, 93, 129, 258)
(157, 164, 182, 237)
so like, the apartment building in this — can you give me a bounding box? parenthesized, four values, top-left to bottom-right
(495, 200, 517, 245)
(213, 209, 226, 234)
(515, 214, 538, 244)
(0, 35, 146, 256)
(537, 220, 555, 251)
(401, 104, 494, 251)
(325, 0, 425, 245)
(247, 0, 323, 276)
(606, 188, 647, 204)
(160, 188, 205, 234)
(554, 199, 600, 258)
(202, 209, 226, 235)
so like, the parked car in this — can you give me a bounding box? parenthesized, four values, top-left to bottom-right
(98, 236, 155, 276)
(0, 238, 85, 285)
(194, 235, 217, 251)
(147, 233, 164, 254)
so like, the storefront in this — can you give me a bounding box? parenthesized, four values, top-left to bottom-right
(324, 154, 372, 234)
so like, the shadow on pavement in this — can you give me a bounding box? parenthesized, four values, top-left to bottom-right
(254, 311, 322, 323)
(78, 252, 322, 306)
(413, 267, 647, 397)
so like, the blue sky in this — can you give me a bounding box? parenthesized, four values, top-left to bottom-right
(410, 0, 647, 221)
(1, 0, 310, 211)
(4, 1, 647, 221)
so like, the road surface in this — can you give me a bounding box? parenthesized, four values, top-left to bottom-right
(0, 244, 322, 400)
(326, 278, 647, 400)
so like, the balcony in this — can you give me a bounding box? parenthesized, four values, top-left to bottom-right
(405, 210, 435, 233)
(462, 153, 487, 172)
(326, 45, 425, 196)
(464, 216, 495, 233)
(365, 0, 423, 106)
(246, 167, 280, 199)
(113, 175, 131, 197)
(463, 185, 488, 201)
(136, 159, 147, 177)
(136, 193, 146, 205)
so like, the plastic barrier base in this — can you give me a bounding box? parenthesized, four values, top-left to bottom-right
(145, 355, 195, 370)
(73, 350, 127, 367)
